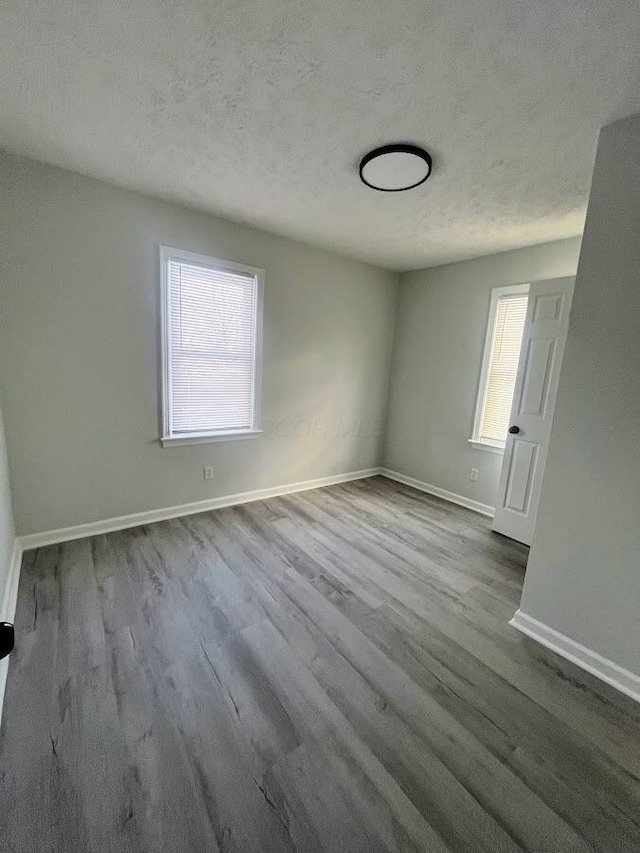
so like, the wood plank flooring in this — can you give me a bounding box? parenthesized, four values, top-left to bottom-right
(1, 476, 638, 852)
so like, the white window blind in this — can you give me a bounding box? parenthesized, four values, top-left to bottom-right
(474, 288, 529, 447)
(161, 249, 262, 441)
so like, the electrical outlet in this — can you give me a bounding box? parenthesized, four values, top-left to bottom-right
(469, 467, 479, 482)
(203, 465, 214, 481)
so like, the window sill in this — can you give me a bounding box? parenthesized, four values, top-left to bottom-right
(468, 439, 504, 455)
(161, 429, 263, 447)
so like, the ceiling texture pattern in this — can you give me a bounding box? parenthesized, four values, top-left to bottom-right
(1, 0, 639, 270)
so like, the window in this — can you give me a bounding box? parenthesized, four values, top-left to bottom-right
(160, 246, 263, 446)
(471, 283, 529, 452)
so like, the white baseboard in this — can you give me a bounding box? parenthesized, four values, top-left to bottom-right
(19, 467, 383, 551)
(380, 468, 495, 518)
(6, 469, 382, 722)
(510, 609, 640, 704)
(6, 475, 638, 718)
(0, 538, 24, 722)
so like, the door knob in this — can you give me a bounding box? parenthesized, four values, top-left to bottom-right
(508, 425, 520, 434)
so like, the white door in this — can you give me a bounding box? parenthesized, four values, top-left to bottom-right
(493, 277, 575, 545)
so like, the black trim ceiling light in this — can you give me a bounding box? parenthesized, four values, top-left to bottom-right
(359, 143, 432, 192)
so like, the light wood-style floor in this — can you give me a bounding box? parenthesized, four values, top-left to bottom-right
(1, 476, 639, 852)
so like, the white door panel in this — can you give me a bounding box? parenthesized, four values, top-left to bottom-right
(504, 440, 537, 513)
(493, 277, 575, 545)
(519, 338, 556, 416)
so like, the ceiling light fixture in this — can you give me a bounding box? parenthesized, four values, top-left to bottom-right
(359, 143, 432, 192)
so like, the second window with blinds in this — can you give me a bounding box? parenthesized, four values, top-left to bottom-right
(160, 247, 264, 446)
(470, 283, 529, 452)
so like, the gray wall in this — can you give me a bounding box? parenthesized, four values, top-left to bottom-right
(383, 238, 582, 508)
(520, 116, 640, 675)
(0, 153, 397, 535)
(0, 395, 16, 602)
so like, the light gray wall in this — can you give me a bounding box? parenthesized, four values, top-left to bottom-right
(383, 238, 582, 508)
(0, 395, 16, 601)
(520, 116, 640, 675)
(0, 153, 397, 535)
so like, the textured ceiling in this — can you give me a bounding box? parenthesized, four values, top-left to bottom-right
(1, 0, 639, 270)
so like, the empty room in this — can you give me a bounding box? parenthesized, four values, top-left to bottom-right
(0, 0, 639, 850)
